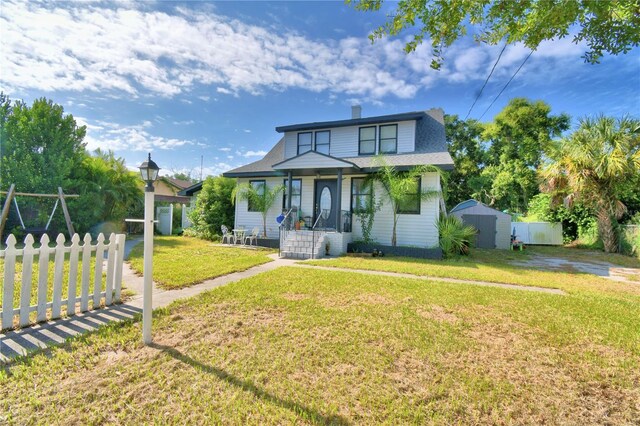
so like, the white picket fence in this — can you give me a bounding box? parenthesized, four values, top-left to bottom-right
(1, 233, 126, 331)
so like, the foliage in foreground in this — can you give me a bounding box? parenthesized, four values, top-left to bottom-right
(437, 214, 476, 257)
(351, 0, 640, 69)
(2, 266, 639, 424)
(127, 236, 274, 289)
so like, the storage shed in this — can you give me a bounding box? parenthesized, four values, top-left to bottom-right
(450, 200, 511, 249)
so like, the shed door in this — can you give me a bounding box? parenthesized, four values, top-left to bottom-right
(461, 214, 497, 249)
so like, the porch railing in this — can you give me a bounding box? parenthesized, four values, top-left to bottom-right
(311, 212, 324, 260)
(339, 210, 352, 233)
(278, 208, 295, 257)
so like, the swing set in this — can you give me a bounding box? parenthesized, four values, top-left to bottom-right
(0, 184, 79, 243)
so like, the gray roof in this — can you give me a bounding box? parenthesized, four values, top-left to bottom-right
(224, 138, 286, 177)
(223, 108, 453, 178)
(450, 200, 481, 213)
(275, 111, 425, 133)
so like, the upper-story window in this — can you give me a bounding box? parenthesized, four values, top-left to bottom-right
(315, 131, 330, 155)
(297, 132, 312, 154)
(379, 124, 397, 154)
(359, 126, 376, 155)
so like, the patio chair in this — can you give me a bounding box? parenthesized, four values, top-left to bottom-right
(221, 225, 234, 244)
(244, 227, 260, 246)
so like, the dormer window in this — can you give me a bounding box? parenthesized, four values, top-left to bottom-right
(315, 131, 330, 155)
(297, 132, 312, 154)
(359, 126, 376, 155)
(379, 124, 397, 154)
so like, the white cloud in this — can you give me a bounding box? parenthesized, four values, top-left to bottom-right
(172, 120, 195, 125)
(243, 150, 267, 157)
(243, 129, 251, 133)
(0, 1, 594, 103)
(78, 118, 193, 152)
(218, 147, 231, 152)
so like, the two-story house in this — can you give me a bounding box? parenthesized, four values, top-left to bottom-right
(223, 106, 453, 258)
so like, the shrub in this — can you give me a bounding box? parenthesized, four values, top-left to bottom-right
(437, 215, 476, 257)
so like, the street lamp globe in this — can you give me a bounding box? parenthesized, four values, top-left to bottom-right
(138, 153, 160, 191)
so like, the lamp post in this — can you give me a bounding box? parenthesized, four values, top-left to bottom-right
(138, 153, 159, 345)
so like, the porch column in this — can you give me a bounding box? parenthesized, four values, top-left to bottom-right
(336, 168, 343, 232)
(287, 170, 293, 210)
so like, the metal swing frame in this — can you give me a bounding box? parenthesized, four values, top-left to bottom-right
(0, 184, 79, 243)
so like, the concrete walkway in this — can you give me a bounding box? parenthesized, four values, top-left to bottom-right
(292, 263, 566, 295)
(2, 252, 565, 362)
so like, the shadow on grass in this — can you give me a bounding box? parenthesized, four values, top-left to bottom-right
(150, 343, 350, 425)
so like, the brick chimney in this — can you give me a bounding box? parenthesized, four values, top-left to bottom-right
(351, 105, 362, 119)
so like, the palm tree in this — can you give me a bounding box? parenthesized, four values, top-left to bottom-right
(541, 115, 640, 252)
(232, 182, 285, 237)
(372, 157, 444, 246)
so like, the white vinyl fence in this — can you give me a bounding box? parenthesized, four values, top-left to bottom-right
(512, 222, 563, 245)
(1, 232, 126, 331)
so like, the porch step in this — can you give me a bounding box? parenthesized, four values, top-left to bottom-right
(280, 230, 326, 259)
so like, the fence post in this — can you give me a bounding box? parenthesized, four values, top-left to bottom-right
(67, 234, 81, 316)
(51, 234, 66, 319)
(113, 234, 126, 303)
(19, 235, 36, 327)
(93, 233, 105, 309)
(104, 233, 116, 306)
(80, 233, 92, 312)
(36, 234, 51, 322)
(1, 234, 17, 330)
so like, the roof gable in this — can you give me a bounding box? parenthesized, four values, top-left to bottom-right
(272, 151, 358, 170)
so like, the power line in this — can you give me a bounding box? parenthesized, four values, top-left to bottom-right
(478, 50, 535, 121)
(464, 43, 507, 120)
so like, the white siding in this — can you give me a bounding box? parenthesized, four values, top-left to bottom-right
(349, 172, 440, 248)
(274, 152, 353, 170)
(234, 178, 286, 238)
(234, 172, 441, 248)
(283, 121, 416, 160)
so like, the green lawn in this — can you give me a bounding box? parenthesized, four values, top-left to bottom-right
(127, 236, 276, 290)
(306, 247, 640, 298)
(2, 265, 639, 424)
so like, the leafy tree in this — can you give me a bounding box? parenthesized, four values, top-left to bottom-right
(526, 193, 596, 243)
(171, 171, 198, 184)
(232, 182, 285, 237)
(187, 176, 236, 240)
(444, 115, 485, 206)
(0, 95, 86, 193)
(480, 98, 570, 212)
(541, 115, 640, 252)
(350, 0, 640, 69)
(69, 149, 143, 232)
(0, 94, 143, 235)
(373, 157, 442, 246)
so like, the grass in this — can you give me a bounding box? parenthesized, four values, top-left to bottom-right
(127, 236, 276, 290)
(306, 247, 640, 298)
(2, 266, 639, 424)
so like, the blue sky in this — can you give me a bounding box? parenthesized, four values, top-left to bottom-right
(1, 1, 639, 178)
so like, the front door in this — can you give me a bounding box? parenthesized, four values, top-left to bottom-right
(314, 179, 337, 230)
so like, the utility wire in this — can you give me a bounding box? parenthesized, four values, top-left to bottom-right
(478, 49, 534, 121)
(464, 43, 507, 120)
